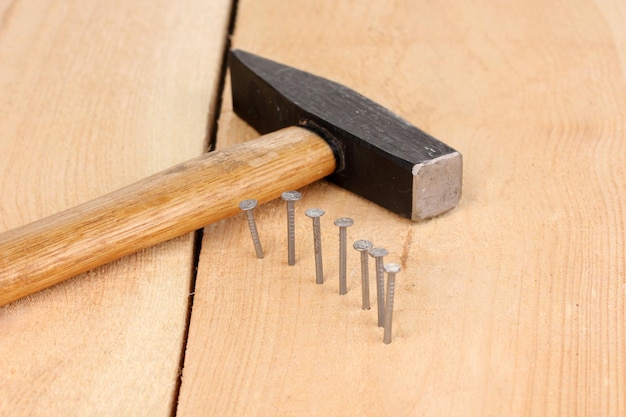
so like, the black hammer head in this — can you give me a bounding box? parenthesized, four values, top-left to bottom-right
(229, 49, 462, 221)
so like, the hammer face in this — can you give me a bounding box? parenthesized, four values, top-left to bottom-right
(229, 49, 462, 220)
(412, 151, 463, 221)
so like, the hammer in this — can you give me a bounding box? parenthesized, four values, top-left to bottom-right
(0, 50, 462, 307)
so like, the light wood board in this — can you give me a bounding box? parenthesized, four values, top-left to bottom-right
(0, 0, 232, 415)
(178, 0, 626, 416)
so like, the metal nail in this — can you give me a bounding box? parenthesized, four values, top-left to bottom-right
(353, 240, 373, 310)
(305, 208, 325, 284)
(383, 263, 400, 344)
(368, 247, 388, 327)
(281, 191, 302, 266)
(334, 217, 354, 295)
(239, 199, 264, 259)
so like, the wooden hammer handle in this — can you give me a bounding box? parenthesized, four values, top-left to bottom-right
(0, 126, 336, 306)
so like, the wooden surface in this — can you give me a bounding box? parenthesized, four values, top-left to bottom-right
(178, 0, 626, 416)
(1, 0, 625, 416)
(0, 0, 231, 415)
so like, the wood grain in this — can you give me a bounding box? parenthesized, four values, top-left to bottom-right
(0, 0, 232, 415)
(0, 127, 335, 306)
(178, 0, 626, 416)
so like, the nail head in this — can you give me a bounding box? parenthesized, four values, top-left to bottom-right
(239, 199, 258, 210)
(384, 263, 401, 273)
(305, 208, 325, 218)
(334, 217, 354, 227)
(353, 239, 373, 251)
(281, 190, 302, 201)
(368, 247, 388, 258)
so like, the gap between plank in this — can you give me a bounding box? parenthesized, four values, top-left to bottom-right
(170, 0, 241, 415)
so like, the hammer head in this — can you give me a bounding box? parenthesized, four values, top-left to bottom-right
(229, 50, 462, 221)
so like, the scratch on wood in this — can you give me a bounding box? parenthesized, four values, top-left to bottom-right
(0, 0, 18, 34)
(400, 228, 413, 269)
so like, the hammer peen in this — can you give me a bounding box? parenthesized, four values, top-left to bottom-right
(0, 50, 462, 306)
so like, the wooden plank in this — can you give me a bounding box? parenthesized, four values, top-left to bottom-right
(177, 0, 626, 415)
(0, 0, 232, 415)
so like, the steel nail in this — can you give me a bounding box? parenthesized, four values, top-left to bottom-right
(305, 208, 326, 284)
(281, 191, 302, 266)
(239, 199, 264, 259)
(353, 239, 373, 309)
(368, 247, 388, 327)
(334, 217, 354, 295)
(383, 263, 400, 344)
